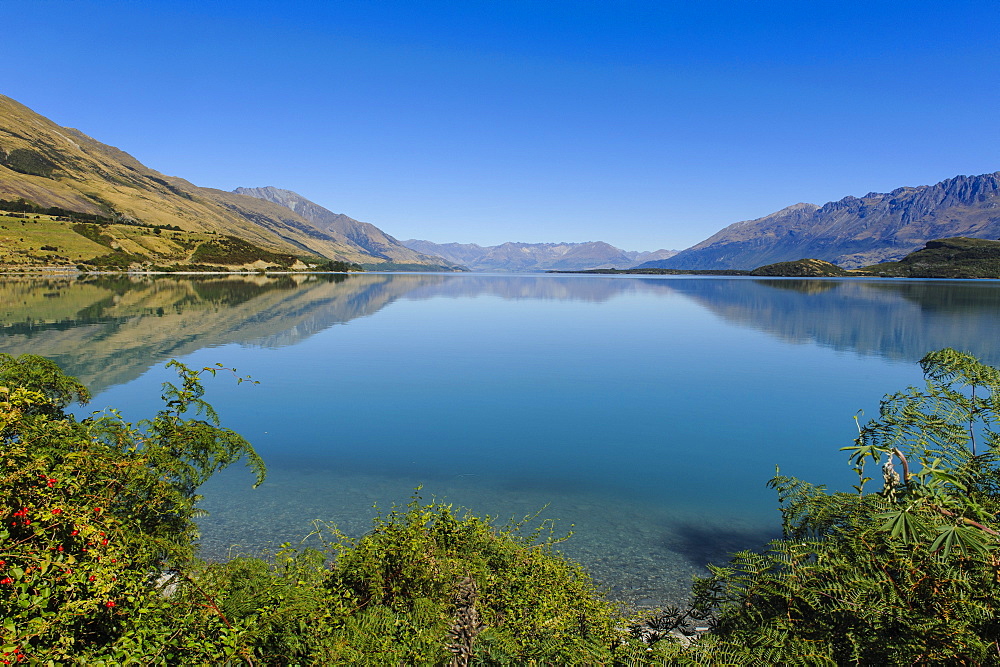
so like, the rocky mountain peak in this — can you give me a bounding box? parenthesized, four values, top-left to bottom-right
(643, 171, 1000, 270)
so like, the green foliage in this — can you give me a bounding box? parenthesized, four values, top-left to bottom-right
(690, 348, 1000, 664)
(749, 258, 849, 277)
(1, 355, 643, 664)
(0, 355, 264, 662)
(103, 499, 635, 664)
(84, 250, 150, 270)
(315, 259, 364, 272)
(190, 235, 299, 267)
(0, 354, 91, 416)
(0, 198, 113, 224)
(323, 497, 625, 663)
(22, 348, 1000, 663)
(71, 223, 114, 247)
(865, 237, 1000, 278)
(0, 149, 56, 178)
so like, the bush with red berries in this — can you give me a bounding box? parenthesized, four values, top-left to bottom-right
(0, 354, 263, 662)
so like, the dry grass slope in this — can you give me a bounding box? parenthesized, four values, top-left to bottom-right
(0, 95, 445, 268)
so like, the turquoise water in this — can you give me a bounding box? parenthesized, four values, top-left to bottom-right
(8, 273, 1000, 606)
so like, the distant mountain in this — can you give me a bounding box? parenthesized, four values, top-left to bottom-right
(233, 187, 462, 270)
(403, 241, 489, 267)
(630, 248, 681, 265)
(641, 173, 1000, 270)
(402, 239, 677, 272)
(0, 94, 450, 269)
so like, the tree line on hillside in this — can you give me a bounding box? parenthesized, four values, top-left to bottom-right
(1, 197, 182, 232)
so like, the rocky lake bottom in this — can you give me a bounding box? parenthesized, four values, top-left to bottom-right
(197, 465, 779, 608)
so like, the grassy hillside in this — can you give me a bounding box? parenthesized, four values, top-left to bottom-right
(863, 237, 1000, 278)
(0, 209, 357, 271)
(749, 258, 850, 277)
(233, 186, 465, 270)
(0, 95, 446, 269)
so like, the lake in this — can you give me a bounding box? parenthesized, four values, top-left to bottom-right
(4, 272, 1000, 607)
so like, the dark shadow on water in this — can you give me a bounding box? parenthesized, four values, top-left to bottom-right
(663, 520, 781, 568)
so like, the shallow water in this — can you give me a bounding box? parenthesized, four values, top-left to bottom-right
(7, 273, 1000, 606)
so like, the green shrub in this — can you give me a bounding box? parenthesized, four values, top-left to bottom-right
(0, 355, 638, 664)
(190, 236, 297, 267)
(315, 259, 364, 272)
(104, 501, 635, 664)
(322, 498, 626, 663)
(72, 223, 114, 247)
(687, 348, 1000, 664)
(0, 355, 263, 662)
(16, 348, 999, 663)
(85, 250, 149, 270)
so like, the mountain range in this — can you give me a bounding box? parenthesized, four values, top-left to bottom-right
(641, 173, 1000, 270)
(0, 94, 670, 272)
(0, 94, 452, 269)
(232, 187, 461, 270)
(402, 239, 677, 272)
(4, 93, 1000, 274)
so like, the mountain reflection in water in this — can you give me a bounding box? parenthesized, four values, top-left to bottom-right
(5, 272, 1000, 607)
(3, 274, 999, 393)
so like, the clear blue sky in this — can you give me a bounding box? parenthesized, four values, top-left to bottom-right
(6, 0, 999, 250)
